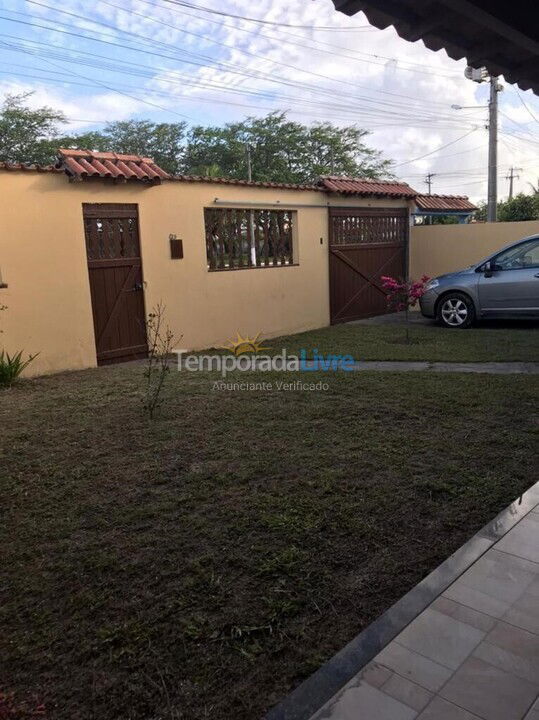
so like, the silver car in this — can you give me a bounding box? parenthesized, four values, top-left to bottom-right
(420, 234, 539, 328)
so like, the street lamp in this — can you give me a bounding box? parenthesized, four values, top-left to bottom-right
(451, 104, 487, 110)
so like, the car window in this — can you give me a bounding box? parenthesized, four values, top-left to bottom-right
(492, 239, 539, 270)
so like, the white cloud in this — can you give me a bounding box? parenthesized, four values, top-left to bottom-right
(0, 80, 145, 130)
(0, 0, 536, 201)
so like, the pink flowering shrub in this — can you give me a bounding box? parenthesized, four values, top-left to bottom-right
(380, 275, 430, 313)
(380, 275, 430, 342)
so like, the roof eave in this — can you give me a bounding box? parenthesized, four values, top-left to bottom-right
(331, 0, 539, 94)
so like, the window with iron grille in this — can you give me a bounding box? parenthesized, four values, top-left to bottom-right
(204, 208, 296, 270)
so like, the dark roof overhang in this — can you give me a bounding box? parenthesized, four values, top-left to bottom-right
(332, 0, 539, 94)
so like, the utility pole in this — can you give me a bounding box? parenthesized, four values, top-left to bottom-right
(505, 167, 522, 200)
(246, 144, 256, 265)
(463, 66, 502, 223)
(424, 172, 436, 195)
(487, 75, 501, 222)
(246, 143, 252, 182)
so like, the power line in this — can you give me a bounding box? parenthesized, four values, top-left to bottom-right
(0, 39, 196, 121)
(501, 130, 539, 147)
(7, 6, 466, 115)
(515, 89, 539, 125)
(0, 65, 475, 131)
(499, 109, 539, 140)
(134, 0, 461, 79)
(91, 0, 460, 81)
(0, 51, 472, 128)
(391, 129, 480, 168)
(0, 30, 476, 130)
(2, 0, 534, 185)
(400, 143, 488, 171)
(153, 0, 374, 30)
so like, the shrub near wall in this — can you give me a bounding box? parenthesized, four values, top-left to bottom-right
(475, 194, 539, 222)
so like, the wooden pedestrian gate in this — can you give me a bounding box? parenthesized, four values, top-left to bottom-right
(329, 207, 408, 323)
(83, 203, 148, 364)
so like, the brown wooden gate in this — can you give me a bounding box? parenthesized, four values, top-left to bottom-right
(329, 207, 408, 324)
(83, 203, 148, 364)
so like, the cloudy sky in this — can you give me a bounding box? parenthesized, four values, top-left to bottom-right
(1, 0, 538, 201)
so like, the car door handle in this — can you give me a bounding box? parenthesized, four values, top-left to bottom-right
(534, 273, 539, 278)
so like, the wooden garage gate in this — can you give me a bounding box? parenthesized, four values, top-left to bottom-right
(83, 203, 148, 365)
(329, 207, 408, 324)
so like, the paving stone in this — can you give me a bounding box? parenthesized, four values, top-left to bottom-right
(440, 656, 539, 720)
(443, 581, 512, 618)
(444, 548, 537, 617)
(432, 595, 496, 633)
(495, 517, 539, 563)
(527, 576, 539, 598)
(473, 621, 539, 684)
(304, 501, 539, 720)
(356, 661, 393, 689)
(417, 696, 484, 720)
(395, 608, 485, 670)
(381, 673, 433, 712)
(311, 682, 418, 720)
(374, 642, 453, 693)
(503, 587, 539, 634)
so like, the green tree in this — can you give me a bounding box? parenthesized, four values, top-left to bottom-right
(0, 95, 389, 182)
(183, 112, 390, 182)
(103, 120, 187, 174)
(474, 202, 487, 222)
(57, 130, 110, 153)
(0, 92, 66, 165)
(498, 193, 539, 221)
(305, 121, 387, 179)
(431, 215, 459, 224)
(473, 194, 538, 222)
(61, 120, 188, 174)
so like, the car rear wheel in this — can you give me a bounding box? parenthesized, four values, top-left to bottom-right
(436, 292, 475, 329)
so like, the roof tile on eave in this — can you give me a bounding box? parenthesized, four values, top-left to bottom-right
(170, 174, 319, 190)
(57, 148, 171, 182)
(0, 161, 60, 173)
(415, 194, 477, 211)
(319, 175, 418, 197)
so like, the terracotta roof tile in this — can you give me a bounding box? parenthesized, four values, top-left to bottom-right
(319, 175, 418, 198)
(170, 174, 318, 190)
(3, 160, 422, 197)
(0, 161, 320, 189)
(57, 149, 171, 182)
(0, 161, 60, 173)
(415, 194, 477, 211)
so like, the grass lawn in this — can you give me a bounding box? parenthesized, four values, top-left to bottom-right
(1, 364, 538, 719)
(269, 321, 539, 362)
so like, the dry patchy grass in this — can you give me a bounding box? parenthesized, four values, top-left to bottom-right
(1, 365, 537, 719)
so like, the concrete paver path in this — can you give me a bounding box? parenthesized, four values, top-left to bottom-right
(343, 361, 539, 374)
(310, 502, 539, 720)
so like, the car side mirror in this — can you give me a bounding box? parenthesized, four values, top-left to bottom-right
(483, 261, 494, 278)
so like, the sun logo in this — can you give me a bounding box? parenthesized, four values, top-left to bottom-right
(220, 331, 271, 356)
